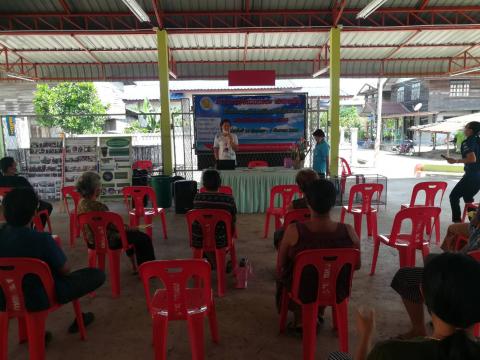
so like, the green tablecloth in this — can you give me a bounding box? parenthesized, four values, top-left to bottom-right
(219, 167, 298, 213)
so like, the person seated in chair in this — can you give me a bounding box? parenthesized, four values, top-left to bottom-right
(276, 179, 360, 333)
(192, 169, 237, 269)
(0, 188, 106, 337)
(0, 156, 53, 226)
(76, 171, 155, 273)
(273, 168, 319, 249)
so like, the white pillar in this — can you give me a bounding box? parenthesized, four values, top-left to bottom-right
(351, 127, 358, 165)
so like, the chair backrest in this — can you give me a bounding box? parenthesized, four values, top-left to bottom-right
(199, 185, 233, 195)
(139, 259, 212, 319)
(283, 208, 311, 229)
(269, 185, 301, 210)
(408, 181, 448, 207)
(0, 187, 13, 198)
(339, 158, 352, 177)
(388, 206, 442, 246)
(32, 209, 53, 233)
(0, 258, 56, 316)
(61, 186, 81, 217)
(469, 250, 480, 262)
(77, 211, 129, 253)
(122, 186, 158, 215)
(248, 160, 268, 168)
(132, 160, 153, 172)
(186, 209, 232, 251)
(346, 183, 384, 213)
(290, 249, 359, 305)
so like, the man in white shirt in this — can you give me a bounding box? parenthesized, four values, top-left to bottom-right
(213, 119, 239, 161)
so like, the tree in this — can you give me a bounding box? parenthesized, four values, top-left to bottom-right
(339, 106, 366, 140)
(125, 98, 161, 134)
(33, 82, 108, 134)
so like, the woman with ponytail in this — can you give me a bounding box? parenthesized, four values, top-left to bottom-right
(353, 253, 480, 360)
(445, 121, 480, 222)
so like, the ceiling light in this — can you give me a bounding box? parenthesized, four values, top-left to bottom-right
(357, 0, 389, 19)
(312, 67, 329, 78)
(122, 0, 150, 23)
(450, 66, 480, 77)
(6, 72, 35, 82)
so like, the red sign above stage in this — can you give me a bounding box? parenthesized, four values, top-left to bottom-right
(228, 70, 276, 86)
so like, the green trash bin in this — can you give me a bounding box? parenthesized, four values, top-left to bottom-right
(150, 175, 172, 208)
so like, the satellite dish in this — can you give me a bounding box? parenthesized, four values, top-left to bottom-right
(413, 103, 422, 112)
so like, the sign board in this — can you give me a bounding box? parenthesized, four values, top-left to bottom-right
(98, 136, 132, 196)
(64, 137, 98, 186)
(6, 116, 15, 136)
(193, 93, 307, 152)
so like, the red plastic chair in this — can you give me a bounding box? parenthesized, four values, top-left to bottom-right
(139, 259, 219, 360)
(132, 160, 153, 172)
(462, 202, 479, 222)
(339, 158, 352, 195)
(400, 181, 447, 244)
(32, 209, 62, 248)
(78, 211, 130, 298)
(283, 208, 311, 229)
(263, 185, 302, 238)
(454, 234, 469, 252)
(61, 186, 82, 247)
(122, 186, 167, 240)
(186, 209, 238, 297)
(247, 160, 268, 168)
(0, 187, 12, 198)
(199, 185, 233, 195)
(340, 183, 383, 240)
(0, 258, 86, 360)
(279, 249, 360, 358)
(370, 206, 441, 276)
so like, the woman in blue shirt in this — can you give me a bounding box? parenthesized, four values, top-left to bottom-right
(445, 121, 480, 222)
(312, 129, 330, 177)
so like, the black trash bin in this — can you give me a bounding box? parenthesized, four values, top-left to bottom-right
(174, 180, 198, 214)
(150, 175, 173, 208)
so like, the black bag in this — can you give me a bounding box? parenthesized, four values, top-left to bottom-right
(173, 180, 197, 214)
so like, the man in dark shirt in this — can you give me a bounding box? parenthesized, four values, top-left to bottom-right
(0, 156, 53, 225)
(0, 188, 105, 333)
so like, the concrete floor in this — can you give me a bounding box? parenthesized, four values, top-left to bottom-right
(5, 175, 463, 360)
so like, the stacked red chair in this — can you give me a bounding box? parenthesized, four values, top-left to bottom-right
(0, 258, 87, 360)
(139, 259, 219, 360)
(340, 183, 383, 240)
(370, 206, 441, 275)
(132, 160, 153, 173)
(32, 209, 62, 248)
(263, 185, 302, 238)
(186, 209, 238, 297)
(122, 186, 168, 240)
(400, 181, 447, 244)
(78, 211, 130, 298)
(247, 160, 268, 168)
(279, 249, 360, 359)
(61, 186, 82, 247)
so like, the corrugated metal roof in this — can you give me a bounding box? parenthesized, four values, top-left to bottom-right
(411, 30, 480, 45)
(341, 31, 414, 46)
(94, 52, 157, 63)
(78, 34, 157, 50)
(0, 0, 61, 12)
(18, 51, 95, 64)
(341, 47, 395, 59)
(175, 49, 242, 62)
(162, 0, 242, 12)
(391, 46, 468, 59)
(0, 35, 79, 50)
(249, 0, 331, 10)
(169, 33, 244, 49)
(247, 48, 318, 61)
(248, 32, 328, 48)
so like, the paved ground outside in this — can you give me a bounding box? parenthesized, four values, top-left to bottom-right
(5, 153, 466, 359)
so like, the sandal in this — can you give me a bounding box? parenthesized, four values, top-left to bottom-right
(68, 312, 95, 334)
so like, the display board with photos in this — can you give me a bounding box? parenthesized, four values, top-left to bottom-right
(64, 138, 98, 187)
(98, 136, 132, 196)
(27, 138, 64, 201)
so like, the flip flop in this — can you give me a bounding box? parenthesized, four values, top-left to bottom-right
(68, 312, 95, 334)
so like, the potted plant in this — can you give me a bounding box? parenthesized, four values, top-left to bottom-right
(290, 138, 310, 169)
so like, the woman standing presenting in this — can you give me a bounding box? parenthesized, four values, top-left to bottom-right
(445, 121, 480, 222)
(213, 119, 239, 161)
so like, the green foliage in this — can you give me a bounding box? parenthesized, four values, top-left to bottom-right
(125, 98, 160, 133)
(33, 83, 108, 134)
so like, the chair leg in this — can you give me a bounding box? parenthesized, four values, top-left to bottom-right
(370, 239, 380, 276)
(279, 289, 289, 333)
(0, 313, 7, 360)
(70, 215, 76, 248)
(208, 301, 219, 344)
(25, 311, 48, 360)
(335, 300, 349, 353)
(353, 213, 362, 240)
(145, 215, 153, 239)
(302, 303, 318, 360)
(109, 252, 121, 298)
(152, 315, 169, 360)
(434, 216, 441, 244)
(72, 300, 87, 340)
(160, 212, 168, 239)
(274, 215, 282, 231)
(462, 205, 468, 223)
(474, 323, 480, 338)
(187, 313, 206, 360)
(340, 207, 346, 224)
(215, 250, 227, 297)
(422, 245, 430, 261)
(17, 316, 27, 344)
(263, 213, 271, 239)
(229, 243, 239, 275)
(366, 213, 372, 237)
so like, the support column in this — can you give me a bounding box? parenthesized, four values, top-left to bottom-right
(0, 116, 5, 158)
(157, 29, 173, 175)
(329, 26, 341, 176)
(374, 78, 386, 166)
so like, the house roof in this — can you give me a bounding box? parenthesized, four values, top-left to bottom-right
(1, 1, 480, 81)
(411, 112, 480, 134)
(361, 101, 411, 117)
